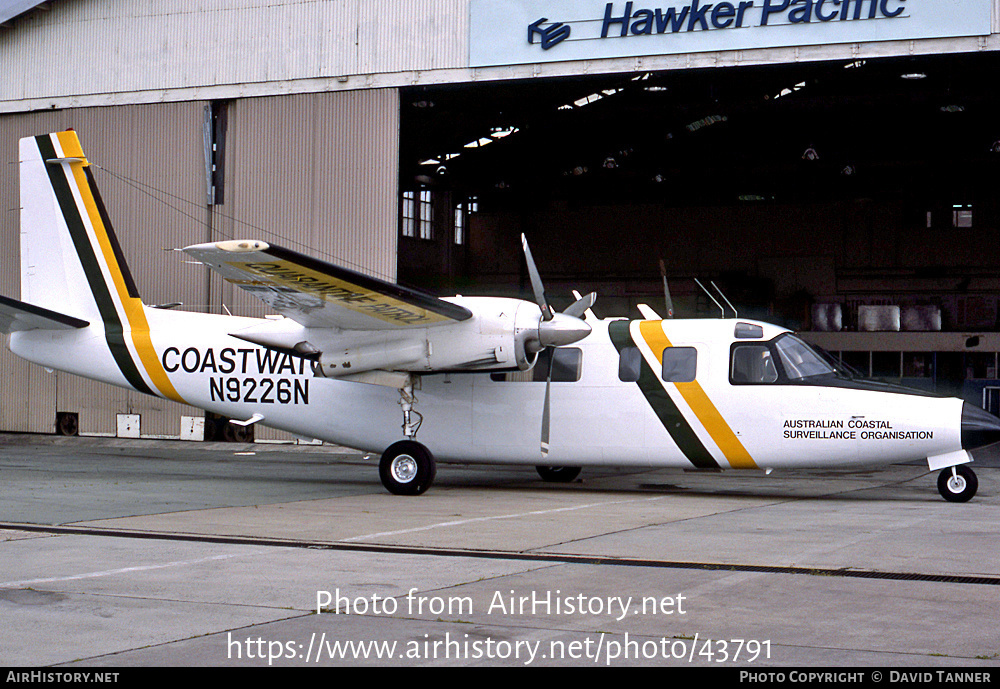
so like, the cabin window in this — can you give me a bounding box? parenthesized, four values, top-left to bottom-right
(490, 347, 582, 383)
(618, 347, 641, 382)
(538, 347, 583, 382)
(661, 347, 697, 383)
(731, 344, 778, 384)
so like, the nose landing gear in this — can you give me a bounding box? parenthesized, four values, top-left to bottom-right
(937, 464, 978, 503)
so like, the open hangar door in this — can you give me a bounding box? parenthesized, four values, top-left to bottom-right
(397, 53, 1000, 347)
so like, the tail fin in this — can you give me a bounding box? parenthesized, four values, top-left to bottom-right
(19, 131, 141, 320)
(18, 131, 184, 402)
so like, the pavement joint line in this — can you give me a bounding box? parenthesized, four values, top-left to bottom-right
(0, 551, 254, 588)
(3, 520, 1000, 588)
(340, 495, 667, 542)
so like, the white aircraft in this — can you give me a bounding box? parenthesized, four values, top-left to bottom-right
(4, 131, 999, 502)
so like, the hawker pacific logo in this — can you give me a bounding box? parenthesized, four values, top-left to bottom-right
(527, 0, 908, 49)
(528, 17, 571, 49)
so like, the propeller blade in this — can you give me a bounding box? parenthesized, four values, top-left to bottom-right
(521, 234, 552, 320)
(563, 291, 596, 319)
(659, 259, 675, 318)
(541, 362, 551, 457)
(519, 238, 591, 458)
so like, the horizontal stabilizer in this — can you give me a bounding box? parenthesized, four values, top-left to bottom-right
(183, 240, 473, 330)
(0, 294, 89, 333)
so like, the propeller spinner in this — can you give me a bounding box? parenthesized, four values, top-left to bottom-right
(520, 234, 595, 457)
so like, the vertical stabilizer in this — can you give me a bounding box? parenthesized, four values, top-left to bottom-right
(20, 131, 141, 315)
(17, 131, 184, 402)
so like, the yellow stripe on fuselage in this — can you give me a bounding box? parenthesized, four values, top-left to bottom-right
(638, 320, 757, 469)
(55, 132, 186, 405)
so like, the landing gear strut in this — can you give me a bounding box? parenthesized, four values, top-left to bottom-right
(937, 465, 978, 503)
(379, 440, 436, 496)
(399, 377, 422, 438)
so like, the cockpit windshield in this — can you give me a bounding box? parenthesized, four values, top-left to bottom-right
(810, 342, 862, 379)
(772, 334, 837, 380)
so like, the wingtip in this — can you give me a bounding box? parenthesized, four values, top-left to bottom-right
(213, 239, 270, 253)
(181, 239, 270, 254)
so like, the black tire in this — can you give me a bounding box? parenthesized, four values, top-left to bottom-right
(535, 465, 582, 483)
(937, 465, 978, 503)
(379, 441, 436, 496)
(56, 412, 78, 437)
(222, 422, 252, 443)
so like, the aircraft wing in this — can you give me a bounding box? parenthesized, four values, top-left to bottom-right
(0, 294, 90, 333)
(182, 240, 473, 330)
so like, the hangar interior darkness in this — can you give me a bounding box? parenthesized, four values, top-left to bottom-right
(398, 53, 1000, 342)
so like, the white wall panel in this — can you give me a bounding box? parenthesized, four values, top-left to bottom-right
(0, 0, 467, 109)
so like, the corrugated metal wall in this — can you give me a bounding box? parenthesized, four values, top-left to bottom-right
(0, 0, 468, 107)
(0, 102, 213, 436)
(213, 88, 401, 440)
(0, 110, 63, 433)
(0, 89, 400, 439)
(218, 89, 399, 300)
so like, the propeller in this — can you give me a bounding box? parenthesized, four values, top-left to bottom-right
(659, 259, 675, 318)
(521, 234, 595, 457)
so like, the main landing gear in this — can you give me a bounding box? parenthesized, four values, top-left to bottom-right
(377, 375, 436, 495)
(535, 465, 582, 483)
(937, 465, 978, 503)
(379, 440, 436, 496)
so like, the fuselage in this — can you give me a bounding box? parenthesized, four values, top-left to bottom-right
(12, 129, 995, 501)
(9, 307, 970, 471)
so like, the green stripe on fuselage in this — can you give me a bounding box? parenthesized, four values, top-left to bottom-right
(608, 320, 719, 469)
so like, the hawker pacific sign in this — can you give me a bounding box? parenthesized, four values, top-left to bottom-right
(470, 0, 993, 66)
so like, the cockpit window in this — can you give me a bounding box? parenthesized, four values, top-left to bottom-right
(731, 344, 778, 384)
(773, 335, 836, 380)
(730, 334, 838, 385)
(812, 344, 862, 378)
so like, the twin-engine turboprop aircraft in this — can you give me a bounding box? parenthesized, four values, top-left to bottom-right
(4, 131, 1000, 501)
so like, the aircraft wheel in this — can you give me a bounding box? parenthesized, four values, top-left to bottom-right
(535, 466, 581, 483)
(56, 412, 79, 437)
(937, 465, 978, 503)
(379, 441, 436, 496)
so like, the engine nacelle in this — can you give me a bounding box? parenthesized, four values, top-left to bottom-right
(317, 297, 543, 377)
(228, 296, 589, 381)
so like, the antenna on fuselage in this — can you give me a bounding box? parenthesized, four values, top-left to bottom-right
(711, 281, 738, 319)
(694, 278, 726, 319)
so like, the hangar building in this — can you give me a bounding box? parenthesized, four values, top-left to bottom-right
(2, 0, 1000, 439)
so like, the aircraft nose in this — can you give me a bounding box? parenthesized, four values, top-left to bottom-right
(961, 402, 1000, 450)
